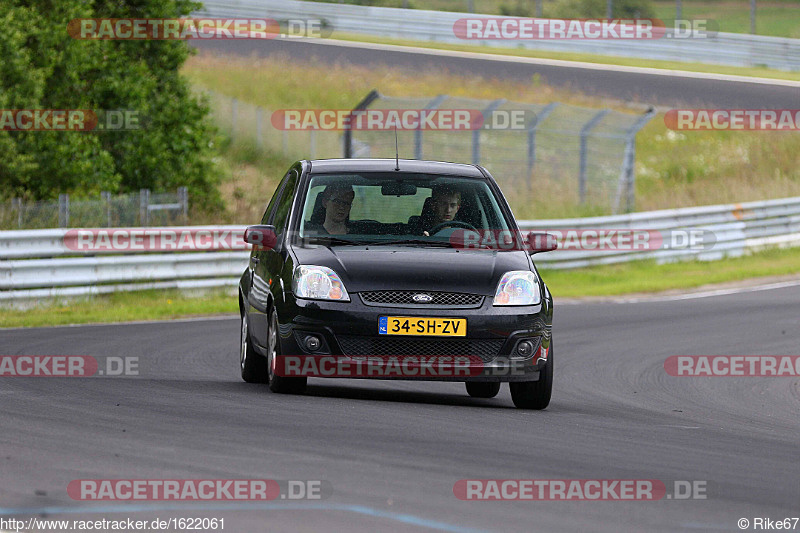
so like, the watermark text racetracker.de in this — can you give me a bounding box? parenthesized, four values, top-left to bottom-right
(270, 108, 538, 131)
(665, 109, 800, 131)
(68, 479, 332, 501)
(0, 356, 138, 377)
(453, 479, 708, 500)
(0, 109, 141, 132)
(447, 228, 716, 252)
(68, 18, 331, 40)
(63, 228, 250, 252)
(665, 356, 800, 377)
(453, 18, 718, 40)
(2, 517, 226, 532)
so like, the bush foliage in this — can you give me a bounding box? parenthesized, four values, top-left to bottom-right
(0, 0, 222, 209)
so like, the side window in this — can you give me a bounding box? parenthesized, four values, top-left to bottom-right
(270, 169, 299, 232)
(260, 171, 292, 225)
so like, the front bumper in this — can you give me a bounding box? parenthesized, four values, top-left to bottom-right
(274, 292, 552, 382)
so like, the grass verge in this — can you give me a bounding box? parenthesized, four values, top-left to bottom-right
(3, 246, 800, 328)
(0, 289, 238, 329)
(183, 53, 800, 222)
(539, 245, 800, 297)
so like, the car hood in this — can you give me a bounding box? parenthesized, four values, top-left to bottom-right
(291, 245, 532, 295)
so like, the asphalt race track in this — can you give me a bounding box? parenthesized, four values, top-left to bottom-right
(1, 285, 798, 532)
(191, 38, 800, 109)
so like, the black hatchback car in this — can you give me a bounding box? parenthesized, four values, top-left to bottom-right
(238, 159, 556, 409)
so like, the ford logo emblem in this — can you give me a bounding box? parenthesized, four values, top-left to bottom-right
(412, 294, 433, 303)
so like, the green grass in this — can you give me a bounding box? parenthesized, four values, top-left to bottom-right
(0, 289, 238, 329)
(3, 246, 800, 328)
(539, 245, 800, 297)
(183, 53, 800, 222)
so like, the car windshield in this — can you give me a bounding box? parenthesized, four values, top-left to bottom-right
(295, 172, 512, 246)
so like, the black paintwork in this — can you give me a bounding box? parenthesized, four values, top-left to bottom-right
(239, 159, 553, 382)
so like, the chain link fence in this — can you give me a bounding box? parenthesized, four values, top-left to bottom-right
(347, 92, 655, 214)
(201, 89, 654, 214)
(0, 188, 188, 230)
(203, 90, 341, 160)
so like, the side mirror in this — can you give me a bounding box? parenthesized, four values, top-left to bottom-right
(525, 232, 558, 254)
(244, 225, 278, 251)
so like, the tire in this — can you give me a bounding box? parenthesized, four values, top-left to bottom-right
(267, 308, 307, 394)
(465, 381, 501, 398)
(240, 312, 268, 383)
(510, 340, 553, 410)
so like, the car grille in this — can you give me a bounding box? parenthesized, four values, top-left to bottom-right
(359, 290, 483, 308)
(337, 335, 503, 362)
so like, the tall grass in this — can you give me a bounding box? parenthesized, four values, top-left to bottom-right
(183, 52, 800, 223)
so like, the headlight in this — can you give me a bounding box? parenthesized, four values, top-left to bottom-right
(292, 265, 350, 301)
(493, 271, 541, 306)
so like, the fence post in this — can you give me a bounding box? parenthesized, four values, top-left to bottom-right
(12, 198, 22, 228)
(139, 189, 150, 227)
(101, 191, 111, 227)
(473, 99, 505, 165)
(256, 107, 263, 147)
(525, 102, 558, 192)
(579, 109, 611, 204)
(343, 89, 380, 158)
(415, 94, 448, 160)
(178, 186, 189, 223)
(58, 193, 69, 228)
(231, 98, 238, 140)
(614, 107, 656, 213)
(310, 130, 316, 159)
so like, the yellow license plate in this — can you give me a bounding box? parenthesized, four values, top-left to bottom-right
(379, 316, 466, 337)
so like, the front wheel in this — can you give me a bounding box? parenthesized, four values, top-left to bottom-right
(267, 308, 307, 394)
(510, 341, 553, 410)
(465, 382, 501, 398)
(240, 313, 268, 383)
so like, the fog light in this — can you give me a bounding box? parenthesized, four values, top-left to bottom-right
(516, 340, 534, 357)
(304, 335, 321, 352)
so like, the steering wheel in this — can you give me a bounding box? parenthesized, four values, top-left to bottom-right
(427, 220, 478, 234)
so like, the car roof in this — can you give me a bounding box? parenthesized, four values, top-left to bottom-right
(306, 159, 486, 178)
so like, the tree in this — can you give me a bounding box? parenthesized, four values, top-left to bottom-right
(0, 0, 222, 210)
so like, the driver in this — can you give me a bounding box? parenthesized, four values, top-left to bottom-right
(422, 187, 461, 236)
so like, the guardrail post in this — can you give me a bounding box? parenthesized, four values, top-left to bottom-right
(12, 198, 22, 228)
(473, 99, 505, 165)
(415, 94, 448, 160)
(579, 109, 611, 204)
(344, 89, 380, 158)
(178, 187, 189, 223)
(58, 194, 69, 228)
(101, 191, 111, 227)
(139, 189, 150, 227)
(526, 103, 558, 192)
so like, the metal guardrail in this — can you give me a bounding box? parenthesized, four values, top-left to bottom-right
(197, 0, 800, 71)
(2, 197, 800, 304)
